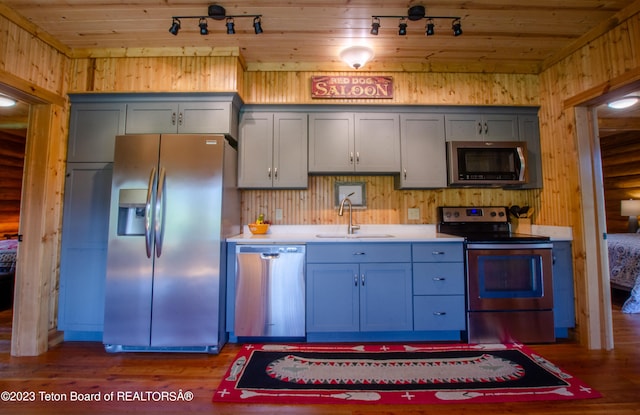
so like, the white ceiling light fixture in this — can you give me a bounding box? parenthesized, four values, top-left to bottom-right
(0, 95, 16, 107)
(339, 45, 374, 70)
(607, 96, 639, 109)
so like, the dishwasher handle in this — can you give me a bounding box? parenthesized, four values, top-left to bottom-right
(260, 252, 280, 259)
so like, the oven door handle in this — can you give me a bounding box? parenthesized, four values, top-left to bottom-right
(466, 242, 553, 250)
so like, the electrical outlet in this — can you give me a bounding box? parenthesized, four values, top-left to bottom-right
(275, 208, 283, 220)
(408, 208, 420, 220)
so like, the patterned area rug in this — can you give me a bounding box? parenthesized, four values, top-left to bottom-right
(212, 343, 601, 405)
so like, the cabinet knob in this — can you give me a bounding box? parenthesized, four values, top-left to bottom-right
(267, 167, 272, 178)
(349, 152, 354, 164)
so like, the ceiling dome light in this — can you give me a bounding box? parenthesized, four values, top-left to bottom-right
(0, 96, 16, 107)
(339, 45, 374, 70)
(607, 97, 639, 109)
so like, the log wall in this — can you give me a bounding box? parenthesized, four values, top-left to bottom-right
(600, 131, 640, 233)
(0, 129, 25, 236)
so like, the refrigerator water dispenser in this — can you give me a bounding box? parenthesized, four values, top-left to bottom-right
(117, 188, 148, 236)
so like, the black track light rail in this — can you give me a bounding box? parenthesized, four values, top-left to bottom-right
(372, 15, 460, 20)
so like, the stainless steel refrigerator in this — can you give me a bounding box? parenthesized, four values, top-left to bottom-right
(103, 134, 239, 353)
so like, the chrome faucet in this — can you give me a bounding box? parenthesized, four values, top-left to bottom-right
(338, 192, 360, 234)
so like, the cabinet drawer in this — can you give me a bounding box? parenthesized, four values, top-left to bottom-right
(412, 242, 463, 262)
(413, 263, 464, 295)
(307, 243, 411, 263)
(413, 296, 466, 331)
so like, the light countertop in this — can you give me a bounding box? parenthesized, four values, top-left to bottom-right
(227, 224, 462, 244)
(227, 223, 574, 244)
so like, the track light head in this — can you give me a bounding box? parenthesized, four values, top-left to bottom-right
(452, 19, 462, 36)
(426, 19, 435, 36)
(398, 19, 408, 36)
(169, 18, 181, 35)
(253, 16, 263, 34)
(199, 18, 209, 35)
(370, 17, 380, 35)
(226, 17, 235, 34)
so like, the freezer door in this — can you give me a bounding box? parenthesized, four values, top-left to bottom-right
(150, 134, 226, 347)
(104, 134, 160, 346)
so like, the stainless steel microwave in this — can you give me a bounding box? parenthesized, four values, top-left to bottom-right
(446, 141, 528, 186)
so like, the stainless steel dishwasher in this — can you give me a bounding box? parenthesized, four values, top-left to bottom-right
(234, 245, 306, 338)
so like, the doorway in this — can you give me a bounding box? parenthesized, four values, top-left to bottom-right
(0, 92, 28, 351)
(0, 89, 30, 350)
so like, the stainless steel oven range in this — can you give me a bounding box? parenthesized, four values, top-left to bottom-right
(438, 206, 554, 344)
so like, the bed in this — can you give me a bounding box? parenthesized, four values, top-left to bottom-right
(0, 238, 17, 311)
(607, 233, 640, 313)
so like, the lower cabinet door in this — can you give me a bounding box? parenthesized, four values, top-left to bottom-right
(306, 263, 359, 332)
(359, 263, 413, 331)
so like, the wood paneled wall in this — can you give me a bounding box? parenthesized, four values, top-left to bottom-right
(243, 175, 539, 227)
(538, 10, 640, 347)
(0, 129, 25, 236)
(600, 131, 640, 233)
(68, 56, 243, 93)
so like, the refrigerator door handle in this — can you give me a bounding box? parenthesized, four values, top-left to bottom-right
(155, 167, 167, 257)
(144, 167, 157, 258)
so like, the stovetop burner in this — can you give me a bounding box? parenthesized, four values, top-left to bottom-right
(437, 206, 550, 243)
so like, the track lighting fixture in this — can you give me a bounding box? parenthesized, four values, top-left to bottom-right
(169, 4, 263, 36)
(371, 5, 461, 37)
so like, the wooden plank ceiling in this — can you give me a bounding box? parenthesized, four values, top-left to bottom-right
(1, 0, 639, 74)
(1, 1, 639, 132)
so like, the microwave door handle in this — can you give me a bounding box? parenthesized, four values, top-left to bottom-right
(517, 146, 526, 182)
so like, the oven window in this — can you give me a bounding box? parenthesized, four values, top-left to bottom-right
(478, 254, 544, 298)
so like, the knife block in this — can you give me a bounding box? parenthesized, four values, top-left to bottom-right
(512, 217, 532, 234)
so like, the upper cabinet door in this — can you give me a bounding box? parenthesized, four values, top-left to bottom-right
(67, 103, 126, 162)
(273, 113, 308, 188)
(308, 113, 355, 173)
(397, 113, 446, 189)
(126, 102, 233, 135)
(445, 113, 518, 141)
(354, 113, 401, 173)
(238, 112, 274, 188)
(126, 102, 178, 134)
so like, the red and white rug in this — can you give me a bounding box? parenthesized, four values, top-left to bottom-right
(212, 343, 601, 405)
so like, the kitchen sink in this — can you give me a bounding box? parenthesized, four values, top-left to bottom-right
(315, 233, 395, 239)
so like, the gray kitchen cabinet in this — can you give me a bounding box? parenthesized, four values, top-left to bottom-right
(553, 241, 575, 338)
(308, 112, 401, 173)
(58, 162, 112, 339)
(67, 103, 126, 163)
(412, 242, 466, 334)
(445, 112, 519, 141)
(238, 111, 308, 188)
(125, 101, 236, 135)
(519, 114, 543, 188)
(396, 113, 447, 188)
(306, 243, 413, 335)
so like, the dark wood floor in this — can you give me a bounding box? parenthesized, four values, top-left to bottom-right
(1, 294, 639, 415)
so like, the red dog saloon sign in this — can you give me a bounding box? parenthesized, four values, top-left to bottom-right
(311, 76, 393, 99)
